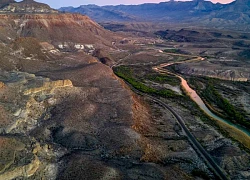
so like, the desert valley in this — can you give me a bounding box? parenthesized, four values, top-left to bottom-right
(0, 0, 250, 179)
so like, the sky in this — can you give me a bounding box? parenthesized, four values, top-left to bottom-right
(17, 0, 235, 8)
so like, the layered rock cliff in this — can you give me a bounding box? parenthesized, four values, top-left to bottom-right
(0, 13, 116, 49)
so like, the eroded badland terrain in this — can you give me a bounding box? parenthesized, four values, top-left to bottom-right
(0, 0, 250, 180)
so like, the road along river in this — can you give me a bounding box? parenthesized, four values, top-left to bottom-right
(112, 53, 249, 179)
(114, 69, 230, 180)
(112, 55, 232, 179)
(153, 58, 250, 139)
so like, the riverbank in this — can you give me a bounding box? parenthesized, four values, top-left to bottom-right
(154, 58, 250, 150)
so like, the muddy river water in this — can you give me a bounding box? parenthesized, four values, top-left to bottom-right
(154, 63, 250, 137)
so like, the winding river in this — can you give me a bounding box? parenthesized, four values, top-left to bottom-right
(153, 60, 250, 137)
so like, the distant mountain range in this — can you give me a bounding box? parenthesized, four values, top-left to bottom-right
(59, 0, 250, 31)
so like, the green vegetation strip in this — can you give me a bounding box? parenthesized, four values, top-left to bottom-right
(201, 84, 250, 129)
(164, 49, 183, 54)
(146, 73, 180, 86)
(114, 66, 178, 98)
(163, 49, 190, 55)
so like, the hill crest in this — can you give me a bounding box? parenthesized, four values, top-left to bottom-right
(0, 0, 58, 13)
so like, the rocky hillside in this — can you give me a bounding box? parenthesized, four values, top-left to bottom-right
(176, 61, 249, 82)
(0, 1, 150, 179)
(199, 0, 250, 30)
(0, 13, 117, 51)
(0, 0, 117, 49)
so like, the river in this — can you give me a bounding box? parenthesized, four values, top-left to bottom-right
(154, 63, 250, 137)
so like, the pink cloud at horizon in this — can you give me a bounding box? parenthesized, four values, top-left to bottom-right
(16, 0, 236, 8)
(124, 0, 235, 5)
(182, 0, 234, 4)
(211, 0, 234, 3)
(85, 0, 235, 6)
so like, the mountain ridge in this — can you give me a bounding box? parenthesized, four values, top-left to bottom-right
(59, 0, 250, 31)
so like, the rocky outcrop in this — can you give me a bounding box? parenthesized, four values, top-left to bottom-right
(0, 156, 40, 180)
(0, 82, 4, 88)
(24, 79, 73, 95)
(0, 71, 74, 134)
(0, 71, 77, 179)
